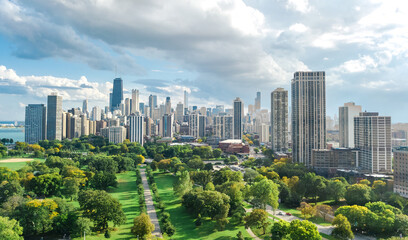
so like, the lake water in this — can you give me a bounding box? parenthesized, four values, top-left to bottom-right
(0, 128, 25, 142)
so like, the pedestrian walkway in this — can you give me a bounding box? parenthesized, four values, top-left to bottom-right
(140, 167, 162, 238)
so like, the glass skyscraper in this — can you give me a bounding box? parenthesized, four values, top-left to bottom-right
(25, 104, 47, 144)
(111, 78, 123, 111)
(47, 94, 63, 140)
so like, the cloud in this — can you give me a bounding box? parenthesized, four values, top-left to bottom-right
(0, 65, 111, 102)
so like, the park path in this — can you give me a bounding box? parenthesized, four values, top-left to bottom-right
(140, 167, 162, 238)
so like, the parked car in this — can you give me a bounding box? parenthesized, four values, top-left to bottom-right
(285, 212, 292, 216)
(278, 212, 284, 215)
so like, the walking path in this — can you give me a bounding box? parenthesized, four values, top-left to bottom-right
(140, 167, 162, 238)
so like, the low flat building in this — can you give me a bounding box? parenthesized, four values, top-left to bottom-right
(219, 139, 250, 154)
(312, 148, 358, 172)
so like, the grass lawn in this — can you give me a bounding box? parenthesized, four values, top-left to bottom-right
(0, 157, 45, 170)
(278, 205, 332, 227)
(72, 171, 140, 240)
(154, 172, 253, 240)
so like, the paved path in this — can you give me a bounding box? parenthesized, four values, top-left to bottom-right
(140, 167, 162, 238)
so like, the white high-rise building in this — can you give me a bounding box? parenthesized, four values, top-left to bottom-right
(47, 94, 63, 140)
(291, 71, 326, 166)
(189, 113, 200, 138)
(91, 106, 101, 121)
(233, 97, 243, 140)
(101, 126, 126, 144)
(132, 89, 139, 113)
(213, 115, 233, 140)
(255, 92, 261, 111)
(125, 98, 131, 116)
(82, 99, 88, 115)
(129, 114, 145, 146)
(355, 112, 391, 173)
(271, 88, 288, 152)
(184, 90, 188, 114)
(175, 102, 184, 123)
(165, 97, 171, 115)
(260, 124, 269, 143)
(339, 102, 362, 148)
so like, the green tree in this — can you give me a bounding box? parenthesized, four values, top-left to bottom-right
(173, 171, 193, 197)
(327, 180, 347, 202)
(0, 180, 23, 204)
(316, 204, 333, 221)
(89, 171, 117, 190)
(205, 182, 215, 191)
(335, 205, 372, 232)
(288, 219, 321, 240)
(27, 173, 63, 197)
(345, 184, 372, 205)
(182, 190, 230, 220)
(251, 179, 279, 210)
(88, 156, 118, 174)
(190, 170, 213, 186)
(157, 159, 172, 172)
(187, 157, 204, 170)
(243, 168, 259, 184)
(0, 167, 19, 182)
(331, 214, 354, 240)
(395, 214, 408, 236)
(297, 202, 316, 220)
(372, 180, 387, 199)
(0, 216, 23, 240)
(63, 177, 80, 200)
(131, 213, 155, 240)
(78, 190, 126, 231)
(213, 148, 222, 158)
(271, 220, 289, 240)
(236, 231, 244, 240)
(244, 209, 270, 234)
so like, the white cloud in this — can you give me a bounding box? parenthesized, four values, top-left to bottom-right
(286, 0, 311, 13)
(289, 23, 308, 33)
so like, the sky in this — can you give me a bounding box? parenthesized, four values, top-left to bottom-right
(0, 0, 408, 122)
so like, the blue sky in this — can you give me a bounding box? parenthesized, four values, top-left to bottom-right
(0, 0, 408, 122)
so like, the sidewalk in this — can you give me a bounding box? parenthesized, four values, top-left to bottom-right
(140, 168, 162, 238)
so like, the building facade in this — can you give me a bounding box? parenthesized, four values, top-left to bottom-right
(339, 102, 362, 148)
(129, 114, 145, 146)
(25, 104, 47, 144)
(47, 94, 63, 140)
(271, 88, 288, 152)
(111, 78, 123, 111)
(291, 71, 326, 166)
(233, 97, 243, 140)
(394, 147, 408, 198)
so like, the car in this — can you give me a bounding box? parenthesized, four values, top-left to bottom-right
(278, 212, 284, 215)
(285, 212, 292, 216)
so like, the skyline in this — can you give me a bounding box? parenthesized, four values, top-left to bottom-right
(1, 0, 408, 121)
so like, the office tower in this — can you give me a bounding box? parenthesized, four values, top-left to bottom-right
(70, 116, 82, 138)
(339, 102, 362, 148)
(61, 112, 67, 139)
(25, 104, 46, 144)
(233, 97, 243, 140)
(129, 114, 145, 146)
(165, 97, 171, 114)
(248, 104, 254, 115)
(109, 93, 112, 112)
(145, 117, 152, 137)
(111, 78, 123, 111)
(255, 91, 261, 111)
(148, 95, 157, 117)
(124, 98, 131, 116)
(199, 107, 206, 117)
(105, 106, 109, 115)
(394, 147, 408, 197)
(184, 90, 188, 113)
(81, 115, 89, 136)
(355, 112, 392, 173)
(199, 115, 206, 138)
(101, 126, 126, 144)
(260, 124, 269, 143)
(213, 115, 233, 140)
(65, 112, 72, 139)
(162, 114, 173, 138)
(176, 103, 184, 123)
(132, 89, 139, 113)
(291, 71, 326, 166)
(139, 103, 145, 114)
(159, 104, 165, 118)
(144, 106, 150, 118)
(271, 88, 288, 152)
(47, 94, 63, 140)
(91, 106, 101, 121)
(189, 113, 200, 138)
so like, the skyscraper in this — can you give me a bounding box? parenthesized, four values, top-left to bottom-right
(148, 94, 157, 117)
(213, 115, 233, 140)
(111, 78, 123, 111)
(184, 90, 188, 114)
(233, 97, 243, 140)
(132, 89, 139, 113)
(355, 112, 391, 173)
(91, 106, 101, 121)
(291, 71, 326, 166)
(47, 94, 63, 140)
(125, 98, 131, 116)
(175, 102, 184, 123)
(25, 104, 47, 144)
(339, 102, 362, 148)
(129, 113, 145, 146)
(271, 88, 288, 152)
(165, 97, 171, 114)
(255, 91, 261, 111)
(189, 113, 200, 138)
(162, 114, 173, 138)
(82, 99, 88, 114)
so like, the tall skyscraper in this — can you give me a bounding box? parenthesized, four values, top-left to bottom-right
(355, 112, 391, 173)
(184, 90, 188, 112)
(91, 106, 101, 121)
(394, 147, 408, 198)
(148, 94, 157, 117)
(82, 99, 88, 114)
(213, 115, 233, 140)
(125, 98, 131, 116)
(199, 115, 206, 138)
(165, 97, 171, 114)
(25, 104, 47, 144)
(233, 97, 243, 140)
(175, 102, 184, 123)
(47, 94, 63, 140)
(162, 114, 173, 138)
(291, 71, 326, 166)
(129, 113, 145, 146)
(255, 91, 261, 111)
(339, 102, 362, 148)
(132, 89, 139, 113)
(271, 88, 288, 152)
(111, 78, 123, 111)
(189, 113, 200, 138)
(139, 103, 145, 114)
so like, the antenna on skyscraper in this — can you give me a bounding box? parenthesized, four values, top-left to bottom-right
(114, 65, 117, 77)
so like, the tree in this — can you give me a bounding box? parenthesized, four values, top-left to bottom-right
(63, 177, 80, 200)
(78, 190, 126, 231)
(244, 209, 270, 234)
(131, 213, 154, 240)
(335, 205, 372, 232)
(251, 179, 279, 210)
(213, 168, 242, 185)
(190, 170, 213, 186)
(157, 159, 172, 172)
(205, 182, 215, 191)
(243, 168, 259, 184)
(288, 219, 321, 240)
(0, 216, 23, 240)
(316, 204, 333, 221)
(327, 180, 347, 203)
(0, 180, 23, 204)
(216, 181, 245, 211)
(236, 231, 244, 240)
(187, 157, 204, 170)
(27, 173, 63, 197)
(345, 184, 372, 205)
(182, 190, 230, 220)
(395, 214, 408, 236)
(0, 167, 19, 182)
(213, 148, 222, 158)
(297, 202, 316, 220)
(271, 220, 289, 240)
(331, 214, 354, 240)
(372, 180, 387, 199)
(88, 156, 118, 174)
(173, 171, 193, 197)
(359, 179, 371, 185)
(89, 171, 117, 190)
